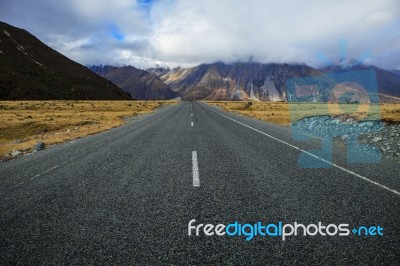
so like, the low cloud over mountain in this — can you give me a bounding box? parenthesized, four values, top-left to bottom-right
(1, 0, 399, 69)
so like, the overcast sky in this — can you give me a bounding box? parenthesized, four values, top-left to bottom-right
(1, 0, 399, 69)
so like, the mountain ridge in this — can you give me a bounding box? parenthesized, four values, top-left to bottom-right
(145, 62, 400, 102)
(90, 65, 177, 100)
(147, 62, 320, 101)
(0, 21, 130, 100)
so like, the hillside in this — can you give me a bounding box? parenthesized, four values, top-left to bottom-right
(148, 62, 400, 102)
(148, 63, 321, 101)
(90, 65, 177, 100)
(0, 22, 129, 100)
(320, 64, 400, 98)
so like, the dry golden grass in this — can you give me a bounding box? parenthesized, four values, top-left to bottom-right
(380, 103, 400, 123)
(207, 101, 400, 125)
(0, 100, 176, 159)
(207, 101, 292, 124)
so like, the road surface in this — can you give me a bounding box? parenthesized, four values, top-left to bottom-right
(1, 102, 399, 264)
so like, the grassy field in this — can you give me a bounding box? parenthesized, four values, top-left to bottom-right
(0, 100, 176, 160)
(1, 100, 399, 160)
(207, 101, 400, 125)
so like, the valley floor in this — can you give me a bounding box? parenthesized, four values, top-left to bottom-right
(0, 100, 176, 160)
(0, 102, 399, 264)
(206, 101, 400, 125)
(2, 100, 399, 162)
(208, 101, 400, 162)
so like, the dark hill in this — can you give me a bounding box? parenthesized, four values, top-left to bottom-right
(0, 21, 129, 100)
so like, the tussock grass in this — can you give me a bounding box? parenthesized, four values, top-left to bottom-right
(0, 100, 176, 159)
(207, 101, 400, 125)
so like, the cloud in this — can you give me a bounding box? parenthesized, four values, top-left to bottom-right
(0, 0, 399, 69)
(108, 23, 126, 41)
(149, 0, 400, 68)
(364, 12, 394, 28)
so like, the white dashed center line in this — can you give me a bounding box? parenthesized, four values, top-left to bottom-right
(191, 122, 194, 127)
(192, 151, 200, 187)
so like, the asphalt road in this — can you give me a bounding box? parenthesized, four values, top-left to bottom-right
(1, 102, 399, 265)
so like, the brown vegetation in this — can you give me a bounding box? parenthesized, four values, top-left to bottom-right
(0, 101, 176, 159)
(207, 101, 400, 125)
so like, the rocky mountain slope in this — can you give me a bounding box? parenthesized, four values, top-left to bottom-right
(90, 65, 177, 100)
(0, 21, 129, 100)
(147, 62, 400, 102)
(320, 65, 400, 98)
(148, 62, 322, 101)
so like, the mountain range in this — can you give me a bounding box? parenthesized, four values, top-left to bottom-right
(0, 21, 399, 102)
(92, 62, 400, 102)
(89, 65, 176, 100)
(147, 63, 321, 101)
(0, 21, 129, 100)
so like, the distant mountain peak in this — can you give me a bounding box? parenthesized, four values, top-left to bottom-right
(146, 62, 321, 101)
(146, 61, 400, 102)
